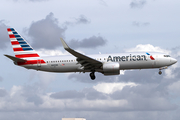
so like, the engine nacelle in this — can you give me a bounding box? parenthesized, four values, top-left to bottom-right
(103, 62, 120, 75)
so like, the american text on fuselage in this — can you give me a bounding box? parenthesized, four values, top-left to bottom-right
(107, 54, 147, 62)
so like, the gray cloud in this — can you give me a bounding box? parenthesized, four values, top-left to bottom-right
(110, 84, 177, 111)
(21, 84, 44, 106)
(75, 15, 91, 24)
(26, 13, 106, 50)
(0, 21, 9, 49)
(49, 82, 177, 112)
(50, 90, 85, 99)
(50, 88, 108, 100)
(64, 15, 90, 26)
(29, 0, 48, 1)
(130, 0, 147, 8)
(98, 0, 108, 6)
(13, 0, 49, 2)
(132, 21, 150, 27)
(0, 63, 180, 119)
(0, 76, 3, 82)
(171, 46, 180, 53)
(68, 72, 116, 83)
(83, 88, 107, 100)
(68, 36, 107, 49)
(0, 89, 7, 97)
(27, 12, 66, 49)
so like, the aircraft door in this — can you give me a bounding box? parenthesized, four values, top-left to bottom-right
(37, 59, 41, 67)
(152, 55, 158, 67)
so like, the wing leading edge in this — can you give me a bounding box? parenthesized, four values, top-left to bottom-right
(60, 38, 102, 70)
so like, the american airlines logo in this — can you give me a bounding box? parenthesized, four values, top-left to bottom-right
(107, 54, 147, 62)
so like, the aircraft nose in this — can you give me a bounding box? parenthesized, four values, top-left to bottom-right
(170, 58, 177, 64)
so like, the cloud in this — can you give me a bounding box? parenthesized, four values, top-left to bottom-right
(0, 76, 3, 82)
(36, 49, 68, 56)
(0, 21, 9, 49)
(21, 85, 44, 106)
(130, 0, 147, 8)
(29, 0, 48, 1)
(132, 21, 150, 27)
(75, 15, 91, 24)
(98, 0, 108, 6)
(125, 44, 171, 53)
(13, 0, 49, 2)
(50, 88, 108, 100)
(26, 12, 67, 50)
(68, 36, 107, 49)
(68, 72, 119, 83)
(0, 89, 7, 97)
(64, 15, 90, 26)
(0, 80, 177, 114)
(26, 13, 106, 50)
(110, 83, 177, 111)
(93, 82, 138, 94)
(50, 90, 85, 99)
(168, 80, 180, 94)
(0, 60, 180, 119)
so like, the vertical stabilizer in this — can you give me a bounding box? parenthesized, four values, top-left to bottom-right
(7, 28, 46, 66)
(7, 28, 40, 59)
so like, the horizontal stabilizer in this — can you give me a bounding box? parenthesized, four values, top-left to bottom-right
(4, 54, 26, 62)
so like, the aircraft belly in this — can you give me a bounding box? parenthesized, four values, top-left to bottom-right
(120, 61, 154, 70)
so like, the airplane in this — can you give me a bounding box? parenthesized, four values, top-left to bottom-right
(4, 28, 177, 80)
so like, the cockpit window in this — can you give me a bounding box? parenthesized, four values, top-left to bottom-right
(164, 55, 170, 57)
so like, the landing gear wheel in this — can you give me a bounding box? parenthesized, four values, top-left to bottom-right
(90, 72, 96, 80)
(159, 71, 162, 75)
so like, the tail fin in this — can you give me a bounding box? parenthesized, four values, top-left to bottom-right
(7, 28, 40, 58)
(7, 28, 46, 66)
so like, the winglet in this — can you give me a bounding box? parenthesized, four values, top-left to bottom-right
(60, 38, 70, 50)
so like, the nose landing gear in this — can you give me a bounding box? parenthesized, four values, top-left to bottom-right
(90, 72, 96, 80)
(158, 70, 162, 75)
(158, 66, 168, 75)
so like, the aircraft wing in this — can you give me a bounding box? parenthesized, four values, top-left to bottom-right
(60, 38, 102, 70)
(4, 54, 26, 63)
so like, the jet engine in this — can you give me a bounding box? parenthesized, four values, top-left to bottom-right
(102, 62, 120, 75)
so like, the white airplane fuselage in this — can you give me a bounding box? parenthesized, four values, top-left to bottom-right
(5, 28, 177, 80)
(22, 53, 176, 73)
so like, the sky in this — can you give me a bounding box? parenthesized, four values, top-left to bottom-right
(0, 0, 180, 120)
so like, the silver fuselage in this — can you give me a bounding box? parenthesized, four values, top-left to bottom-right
(20, 52, 177, 73)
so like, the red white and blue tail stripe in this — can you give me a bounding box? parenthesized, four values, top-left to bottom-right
(7, 28, 46, 65)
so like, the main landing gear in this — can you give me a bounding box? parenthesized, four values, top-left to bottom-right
(90, 72, 96, 80)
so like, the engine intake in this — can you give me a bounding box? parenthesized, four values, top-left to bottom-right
(103, 62, 120, 75)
